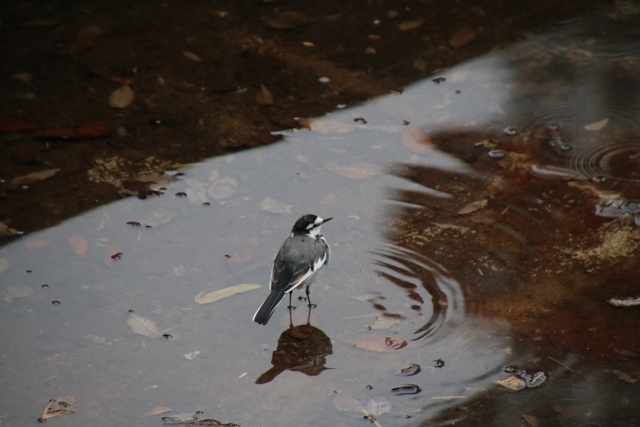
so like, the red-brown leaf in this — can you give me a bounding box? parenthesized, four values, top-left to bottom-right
(33, 123, 111, 139)
(0, 116, 33, 133)
(401, 126, 433, 153)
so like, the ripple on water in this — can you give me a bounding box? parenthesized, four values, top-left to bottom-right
(528, 13, 640, 61)
(569, 141, 640, 185)
(371, 246, 464, 344)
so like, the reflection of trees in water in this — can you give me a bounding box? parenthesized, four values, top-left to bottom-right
(255, 324, 333, 385)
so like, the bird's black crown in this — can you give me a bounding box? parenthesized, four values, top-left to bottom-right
(291, 214, 320, 234)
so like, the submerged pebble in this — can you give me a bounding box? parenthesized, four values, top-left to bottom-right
(488, 149, 506, 159)
(503, 126, 519, 136)
(595, 199, 640, 218)
(398, 364, 421, 376)
(530, 165, 585, 181)
(391, 384, 422, 395)
(608, 296, 640, 307)
(499, 365, 549, 390)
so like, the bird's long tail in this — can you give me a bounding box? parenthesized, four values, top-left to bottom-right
(253, 289, 286, 325)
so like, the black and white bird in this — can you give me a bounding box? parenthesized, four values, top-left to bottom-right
(253, 214, 332, 326)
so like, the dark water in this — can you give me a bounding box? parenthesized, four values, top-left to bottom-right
(2, 5, 640, 427)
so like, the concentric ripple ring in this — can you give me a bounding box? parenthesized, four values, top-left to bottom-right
(569, 142, 640, 184)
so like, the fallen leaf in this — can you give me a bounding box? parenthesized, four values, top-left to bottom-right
(522, 414, 539, 427)
(255, 84, 274, 105)
(296, 117, 355, 133)
(401, 126, 433, 153)
(69, 24, 103, 53)
(183, 350, 201, 360)
(606, 369, 638, 384)
(341, 334, 408, 352)
(127, 313, 160, 337)
(5, 285, 34, 302)
(584, 117, 609, 131)
(370, 316, 397, 330)
(325, 162, 377, 180)
(109, 85, 134, 108)
(259, 197, 292, 214)
(9, 168, 60, 189)
(0, 222, 23, 236)
(366, 398, 392, 416)
(449, 27, 477, 48)
(195, 283, 262, 304)
(608, 296, 640, 307)
(161, 414, 240, 426)
(458, 199, 488, 215)
(68, 235, 88, 256)
(0, 258, 9, 275)
(146, 406, 171, 416)
(496, 374, 526, 391)
(11, 72, 33, 85)
(208, 176, 238, 200)
(398, 19, 424, 31)
(37, 396, 76, 422)
(0, 115, 33, 132)
(33, 123, 111, 139)
(333, 394, 363, 413)
(23, 239, 52, 249)
(262, 11, 311, 29)
(566, 49, 592, 60)
(23, 18, 60, 28)
(183, 51, 202, 62)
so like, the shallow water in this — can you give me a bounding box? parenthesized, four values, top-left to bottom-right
(2, 6, 640, 427)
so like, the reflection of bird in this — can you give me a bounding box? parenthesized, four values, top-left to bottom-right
(255, 324, 333, 384)
(253, 214, 332, 326)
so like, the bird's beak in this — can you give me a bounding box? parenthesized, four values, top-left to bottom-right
(322, 217, 333, 224)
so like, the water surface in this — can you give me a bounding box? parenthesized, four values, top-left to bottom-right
(2, 6, 640, 427)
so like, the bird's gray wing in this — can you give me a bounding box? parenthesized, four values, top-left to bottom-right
(270, 235, 329, 293)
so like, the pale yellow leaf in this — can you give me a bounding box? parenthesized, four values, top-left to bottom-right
(449, 27, 477, 48)
(195, 283, 262, 304)
(522, 414, 539, 427)
(398, 19, 424, 31)
(109, 85, 134, 108)
(297, 117, 355, 133)
(146, 406, 171, 416)
(255, 84, 274, 105)
(325, 162, 377, 180)
(183, 51, 202, 62)
(0, 222, 22, 236)
(127, 313, 160, 337)
(584, 117, 609, 131)
(9, 168, 60, 189)
(458, 199, 488, 215)
(401, 126, 433, 153)
(370, 316, 397, 330)
(68, 235, 88, 256)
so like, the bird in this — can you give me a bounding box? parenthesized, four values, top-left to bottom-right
(253, 214, 332, 326)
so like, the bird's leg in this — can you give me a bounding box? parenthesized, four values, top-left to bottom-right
(286, 292, 296, 310)
(287, 292, 294, 328)
(306, 286, 317, 309)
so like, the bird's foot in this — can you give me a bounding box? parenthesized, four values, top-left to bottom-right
(287, 305, 297, 311)
(308, 303, 317, 309)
